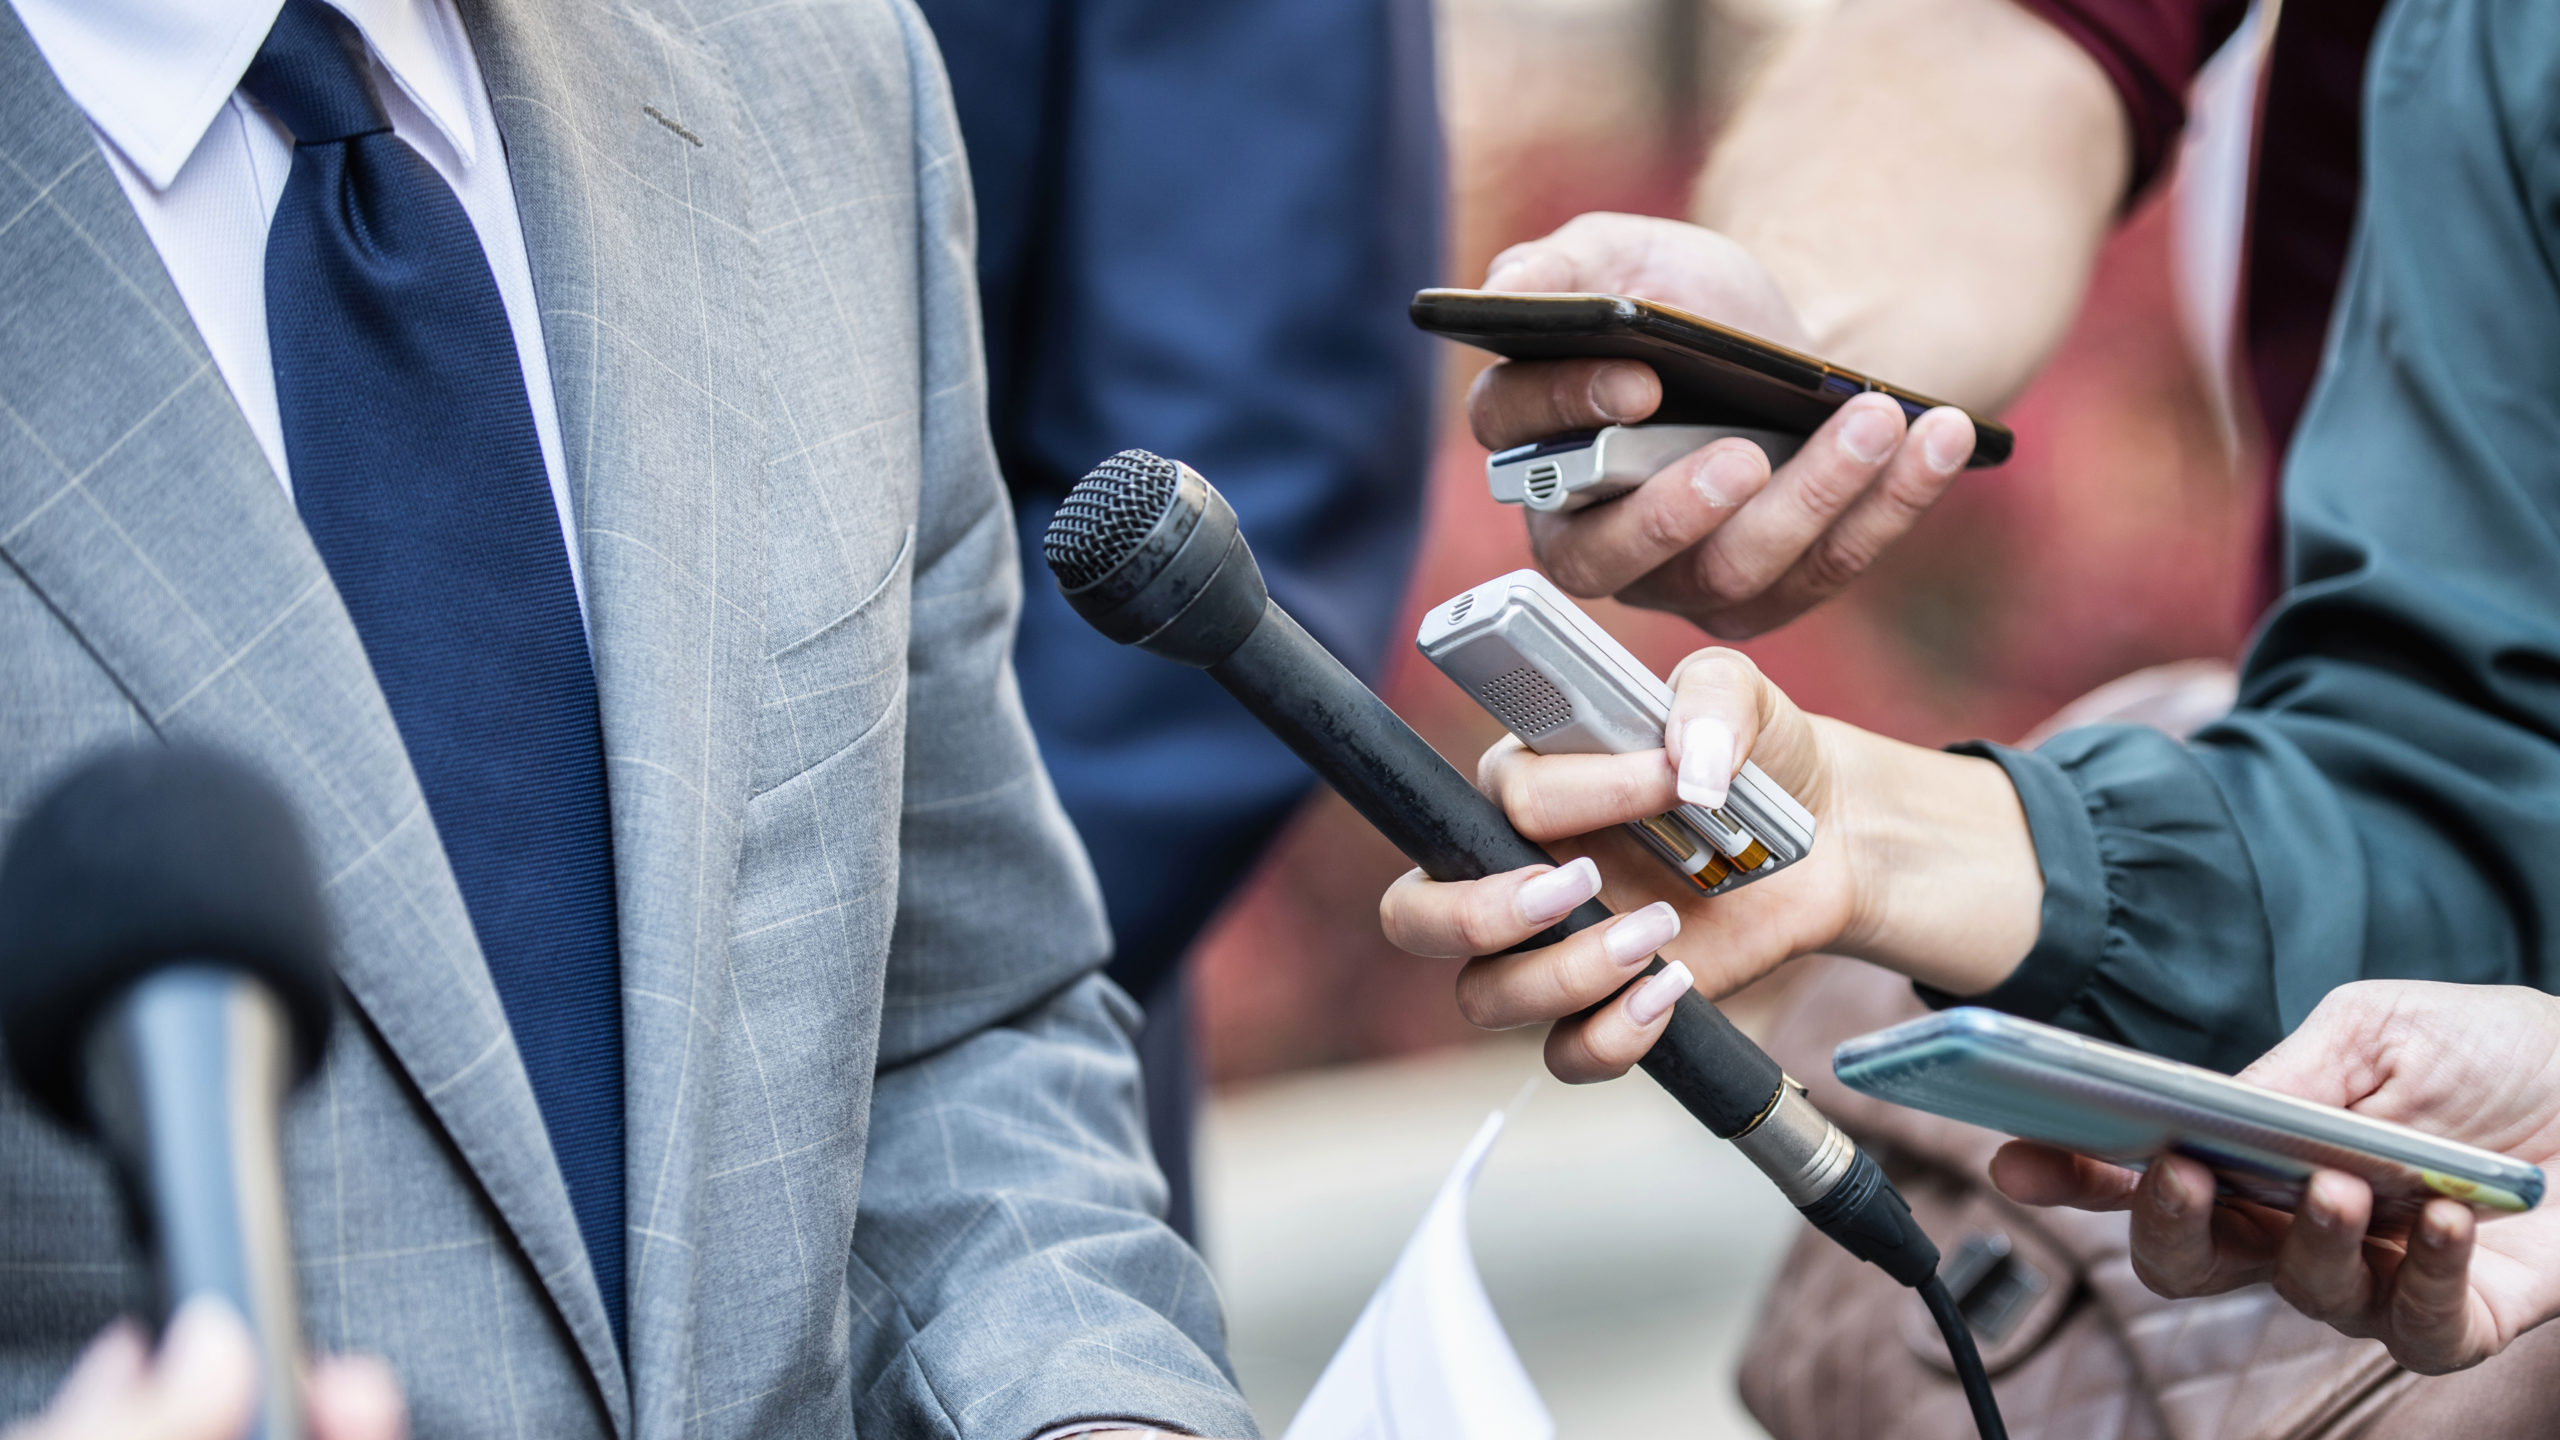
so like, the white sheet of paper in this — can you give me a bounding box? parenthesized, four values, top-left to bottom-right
(1280, 1107, 1554, 1440)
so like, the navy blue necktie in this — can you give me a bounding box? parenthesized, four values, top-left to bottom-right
(246, 0, 626, 1348)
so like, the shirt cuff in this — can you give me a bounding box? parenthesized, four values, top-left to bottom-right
(1915, 739, 2109, 1019)
(1030, 1425, 1186, 1440)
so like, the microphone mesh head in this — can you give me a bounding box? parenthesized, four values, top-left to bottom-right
(1044, 450, 1182, 590)
(0, 746, 334, 1127)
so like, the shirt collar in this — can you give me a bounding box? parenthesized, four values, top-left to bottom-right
(9, 0, 480, 191)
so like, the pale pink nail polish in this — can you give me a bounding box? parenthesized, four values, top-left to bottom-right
(1602, 901, 1680, 967)
(1677, 718, 1735, 810)
(1626, 961, 1693, 1025)
(1516, 856, 1601, 924)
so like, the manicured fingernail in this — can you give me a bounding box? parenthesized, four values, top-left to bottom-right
(1921, 415, 1969, 475)
(1692, 446, 1764, 507)
(2303, 1183, 2338, 1230)
(1677, 717, 1735, 810)
(1627, 961, 1694, 1025)
(1840, 404, 1899, 464)
(2154, 1166, 2190, 1219)
(1603, 901, 1681, 967)
(1590, 364, 1654, 421)
(1517, 856, 1601, 924)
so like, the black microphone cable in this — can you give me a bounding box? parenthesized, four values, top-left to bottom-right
(1924, 1274, 2010, 1440)
(1044, 449, 2009, 1440)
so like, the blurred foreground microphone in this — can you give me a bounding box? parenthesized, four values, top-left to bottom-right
(0, 747, 334, 1440)
(1042, 455, 1998, 1414)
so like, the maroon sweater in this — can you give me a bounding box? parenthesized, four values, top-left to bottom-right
(2018, 0, 2386, 600)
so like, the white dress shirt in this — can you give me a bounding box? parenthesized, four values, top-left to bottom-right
(8, 0, 587, 614)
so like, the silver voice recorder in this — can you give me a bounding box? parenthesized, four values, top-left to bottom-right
(1417, 569, 1814, 897)
(1485, 424, 1804, 513)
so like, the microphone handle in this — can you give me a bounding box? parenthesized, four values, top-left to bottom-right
(1206, 600, 1784, 1138)
(85, 967, 308, 1440)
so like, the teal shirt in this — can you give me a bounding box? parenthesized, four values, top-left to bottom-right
(1953, 0, 2560, 1071)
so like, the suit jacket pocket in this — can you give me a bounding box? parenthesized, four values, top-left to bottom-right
(753, 526, 914, 796)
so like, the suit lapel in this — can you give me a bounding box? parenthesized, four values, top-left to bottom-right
(0, 10, 643, 1430)
(461, 3, 770, 1433)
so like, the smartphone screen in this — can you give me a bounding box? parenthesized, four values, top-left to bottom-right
(1411, 289, 2014, 467)
(1834, 1008, 2545, 1231)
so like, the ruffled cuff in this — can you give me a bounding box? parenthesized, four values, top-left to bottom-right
(1916, 726, 2277, 1071)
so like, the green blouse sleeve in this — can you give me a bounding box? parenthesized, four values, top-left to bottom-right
(1930, 0, 2560, 1073)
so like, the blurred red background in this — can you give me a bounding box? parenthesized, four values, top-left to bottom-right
(1192, 0, 2262, 1083)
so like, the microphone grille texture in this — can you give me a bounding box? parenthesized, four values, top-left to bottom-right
(0, 745, 335, 1128)
(1044, 449, 1182, 590)
(1477, 667, 1576, 740)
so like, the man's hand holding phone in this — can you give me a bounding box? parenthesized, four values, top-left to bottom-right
(1992, 982, 2560, 1375)
(1467, 213, 1978, 639)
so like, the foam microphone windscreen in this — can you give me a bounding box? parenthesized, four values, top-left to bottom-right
(0, 746, 333, 1129)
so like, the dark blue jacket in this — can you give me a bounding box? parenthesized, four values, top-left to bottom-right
(916, 0, 1442, 999)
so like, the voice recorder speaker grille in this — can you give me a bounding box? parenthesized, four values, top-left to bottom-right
(1044, 449, 1180, 589)
(1476, 667, 1574, 739)
(1523, 462, 1563, 505)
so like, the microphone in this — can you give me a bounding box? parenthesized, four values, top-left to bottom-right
(1042, 451, 1942, 1287)
(0, 746, 336, 1440)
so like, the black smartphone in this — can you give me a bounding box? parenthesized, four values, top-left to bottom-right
(1410, 288, 2014, 468)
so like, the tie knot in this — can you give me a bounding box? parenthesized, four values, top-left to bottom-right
(241, 0, 392, 145)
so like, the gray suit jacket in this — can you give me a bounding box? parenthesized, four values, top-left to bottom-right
(0, 3, 1252, 1437)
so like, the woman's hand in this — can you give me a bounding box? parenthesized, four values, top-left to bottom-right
(1991, 981, 2560, 1374)
(1377, 645, 2042, 1082)
(1466, 213, 1977, 640)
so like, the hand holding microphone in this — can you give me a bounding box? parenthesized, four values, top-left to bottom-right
(3, 1301, 401, 1440)
(0, 748, 401, 1440)
(1044, 450, 2010, 1435)
(1045, 458, 1945, 1243)
(1388, 641, 2042, 1079)
(1045, 449, 2007, 1438)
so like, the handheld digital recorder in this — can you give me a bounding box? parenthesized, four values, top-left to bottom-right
(1418, 569, 1814, 898)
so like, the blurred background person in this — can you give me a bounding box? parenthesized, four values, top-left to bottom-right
(911, 0, 1442, 1241)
